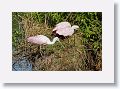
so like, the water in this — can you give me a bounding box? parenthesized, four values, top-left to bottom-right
(12, 57, 32, 71)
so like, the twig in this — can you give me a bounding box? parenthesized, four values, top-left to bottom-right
(65, 12, 72, 21)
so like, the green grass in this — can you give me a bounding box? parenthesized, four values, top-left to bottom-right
(12, 12, 102, 71)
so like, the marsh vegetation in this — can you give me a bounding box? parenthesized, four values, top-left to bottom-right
(12, 12, 102, 71)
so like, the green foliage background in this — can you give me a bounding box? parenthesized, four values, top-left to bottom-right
(12, 12, 102, 71)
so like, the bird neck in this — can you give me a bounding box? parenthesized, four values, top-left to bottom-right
(71, 25, 78, 30)
(71, 26, 76, 30)
(48, 38, 58, 45)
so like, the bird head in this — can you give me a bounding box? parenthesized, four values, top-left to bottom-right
(54, 37, 60, 42)
(72, 25, 79, 30)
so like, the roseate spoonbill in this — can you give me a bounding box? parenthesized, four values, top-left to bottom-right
(52, 22, 79, 38)
(27, 35, 60, 45)
(53, 22, 71, 32)
(52, 22, 79, 45)
(27, 35, 64, 57)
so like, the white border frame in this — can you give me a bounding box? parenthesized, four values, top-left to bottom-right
(0, 0, 114, 83)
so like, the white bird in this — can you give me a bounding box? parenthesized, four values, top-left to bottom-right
(27, 35, 63, 57)
(27, 35, 59, 45)
(52, 22, 79, 37)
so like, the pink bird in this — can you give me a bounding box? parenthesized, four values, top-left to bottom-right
(27, 35, 59, 45)
(52, 22, 79, 38)
(53, 22, 71, 31)
(27, 35, 64, 57)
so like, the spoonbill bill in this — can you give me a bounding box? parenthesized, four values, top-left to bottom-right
(52, 22, 79, 38)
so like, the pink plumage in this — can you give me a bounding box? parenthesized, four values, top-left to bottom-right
(52, 22, 79, 37)
(53, 22, 71, 31)
(56, 27, 74, 36)
(27, 35, 59, 45)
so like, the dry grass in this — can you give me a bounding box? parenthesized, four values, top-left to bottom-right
(12, 12, 102, 71)
(13, 18, 91, 71)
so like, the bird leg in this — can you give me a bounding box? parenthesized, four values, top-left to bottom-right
(29, 44, 32, 53)
(43, 45, 46, 57)
(38, 45, 43, 58)
(67, 37, 69, 46)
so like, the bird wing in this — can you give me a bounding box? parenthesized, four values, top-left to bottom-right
(56, 22, 71, 27)
(27, 35, 49, 45)
(56, 28, 74, 36)
(53, 22, 71, 31)
(36, 35, 50, 44)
